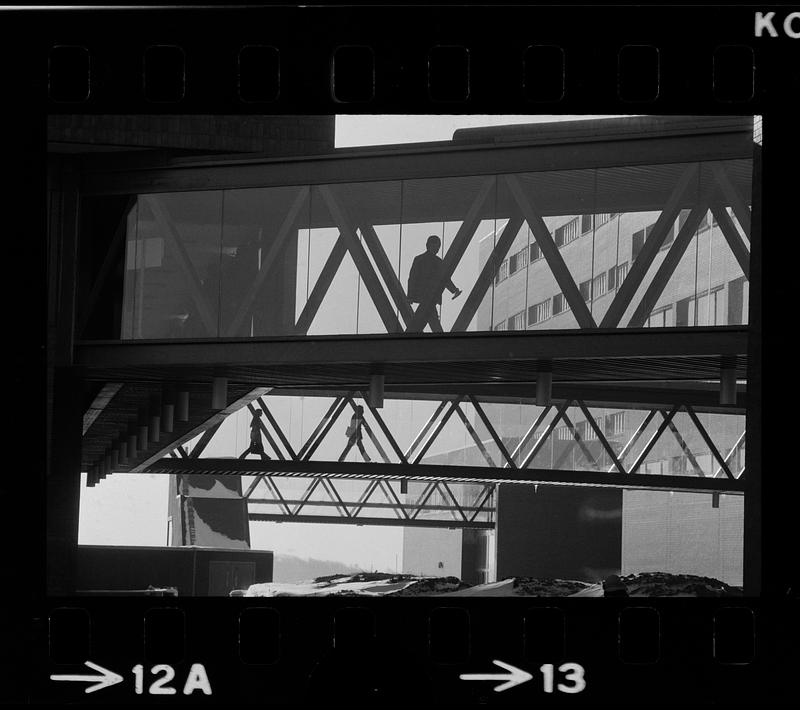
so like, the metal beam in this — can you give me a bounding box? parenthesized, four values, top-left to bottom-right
(627, 200, 710, 328)
(129, 386, 272, 473)
(77, 327, 749, 369)
(359, 393, 409, 464)
(711, 161, 751, 239)
(577, 402, 626, 474)
(519, 400, 571, 470)
(601, 163, 700, 328)
(294, 234, 348, 335)
(81, 118, 754, 197)
(144, 457, 746, 494)
(407, 177, 496, 332)
(301, 397, 349, 460)
(710, 204, 750, 280)
(468, 396, 515, 468)
(506, 406, 552, 469)
(714, 430, 745, 479)
(249, 497, 495, 513)
(357, 222, 439, 332)
(318, 185, 404, 334)
(504, 174, 596, 329)
(141, 195, 217, 336)
(453, 402, 497, 468)
(685, 405, 735, 480)
(256, 397, 298, 460)
(665, 419, 705, 477)
(612, 409, 657, 472)
(451, 215, 525, 332)
(225, 186, 310, 336)
(189, 421, 222, 458)
(405, 400, 448, 461)
(248, 513, 494, 529)
(628, 406, 680, 475)
(412, 398, 462, 464)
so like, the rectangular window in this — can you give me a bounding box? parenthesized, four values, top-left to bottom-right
(509, 246, 528, 275)
(578, 419, 598, 441)
(594, 213, 615, 228)
(552, 292, 570, 315)
(529, 242, 542, 262)
(581, 214, 593, 233)
(604, 412, 626, 437)
(528, 298, 552, 325)
(579, 279, 592, 302)
(495, 259, 509, 285)
(646, 304, 673, 328)
(607, 261, 629, 290)
(508, 310, 526, 331)
(554, 217, 579, 247)
(592, 272, 607, 298)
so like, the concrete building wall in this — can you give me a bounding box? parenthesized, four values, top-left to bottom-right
(401, 526, 462, 578)
(622, 490, 744, 586)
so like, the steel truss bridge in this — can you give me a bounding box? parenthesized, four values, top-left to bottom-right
(75, 116, 756, 536)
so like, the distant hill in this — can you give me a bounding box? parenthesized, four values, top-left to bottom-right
(272, 553, 365, 583)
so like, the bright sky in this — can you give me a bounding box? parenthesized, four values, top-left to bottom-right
(78, 113, 632, 570)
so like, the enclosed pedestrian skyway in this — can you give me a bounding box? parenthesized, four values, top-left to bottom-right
(64, 115, 759, 592)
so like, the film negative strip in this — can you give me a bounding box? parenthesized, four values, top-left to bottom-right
(3, 0, 798, 705)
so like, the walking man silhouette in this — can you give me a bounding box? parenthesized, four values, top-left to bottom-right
(407, 235, 462, 331)
(239, 410, 272, 460)
(339, 405, 371, 462)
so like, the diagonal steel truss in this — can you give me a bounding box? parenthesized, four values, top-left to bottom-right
(82, 162, 751, 340)
(169, 392, 745, 516)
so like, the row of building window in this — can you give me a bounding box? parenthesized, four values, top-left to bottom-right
(494, 261, 630, 330)
(551, 412, 627, 442)
(497, 207, 723, 288)
(631, 209, 718, 263)
(495, 213, 619, 285)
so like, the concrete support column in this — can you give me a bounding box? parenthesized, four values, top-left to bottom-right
(47, 368, 83, 594)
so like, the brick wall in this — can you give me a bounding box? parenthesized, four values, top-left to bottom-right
(48, 114, 335, 156)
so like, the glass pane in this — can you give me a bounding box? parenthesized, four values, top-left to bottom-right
(220, 185, 310, 338)
(400, 175, 498, 333)
(129, 191, 223, 339)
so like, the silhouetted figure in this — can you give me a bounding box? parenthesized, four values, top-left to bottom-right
(239, 410, 271, 460)
(340, 405, 371, 462)
(602, 574, 628, 598)
(407, 235, 462, 330)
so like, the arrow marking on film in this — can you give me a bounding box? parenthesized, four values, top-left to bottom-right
(50, 660, 124, 694)
(460, 659, 533, 692)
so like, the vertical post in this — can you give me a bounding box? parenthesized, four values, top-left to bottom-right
(742, 141, 761, 596)
(177, 389, 190, 422)
(536, 364, 552, 406)
(47, 368, 83, 593)
(212, 377, 228, 410)
(719, 356, 737, 405)
(368, 374, 385, 409)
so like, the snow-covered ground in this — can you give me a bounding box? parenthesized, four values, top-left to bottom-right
(244, 572, 743, 597)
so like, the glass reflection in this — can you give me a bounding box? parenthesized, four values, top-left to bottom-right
(116, 157, 752, 340)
